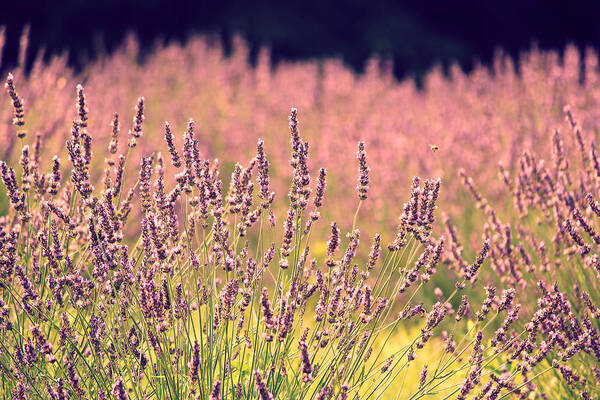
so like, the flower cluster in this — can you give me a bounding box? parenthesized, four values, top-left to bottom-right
(0, 30, 599, 399)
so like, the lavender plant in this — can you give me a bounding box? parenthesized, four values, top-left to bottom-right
(0, 74, 594, 400)
(454, 107, 600, 399)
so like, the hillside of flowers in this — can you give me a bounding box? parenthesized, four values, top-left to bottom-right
(0, 29, 599, 399)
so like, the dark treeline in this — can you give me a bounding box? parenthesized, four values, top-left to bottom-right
(1, 0, 600, 79)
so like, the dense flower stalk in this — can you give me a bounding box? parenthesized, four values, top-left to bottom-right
(254, 370, 274, 400)
(356, 141, 370, 200)
(5, 72, 25, 137)
(209, 381, 221, 400)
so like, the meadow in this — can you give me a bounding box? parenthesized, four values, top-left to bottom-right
(0, 29, 599, 399)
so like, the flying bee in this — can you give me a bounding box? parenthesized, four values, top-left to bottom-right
(430, 144, 439, 152)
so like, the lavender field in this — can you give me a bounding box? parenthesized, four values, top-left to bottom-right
(0, 29, 599, 399)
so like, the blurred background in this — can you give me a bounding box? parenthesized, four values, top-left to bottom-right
(1, 0, 599, 80)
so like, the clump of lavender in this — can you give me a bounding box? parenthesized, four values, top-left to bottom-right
(0, 72, 590, 400)
(456, 105, 600, 397)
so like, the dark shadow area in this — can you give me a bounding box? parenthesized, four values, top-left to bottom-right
(1, 0, 599, 78)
